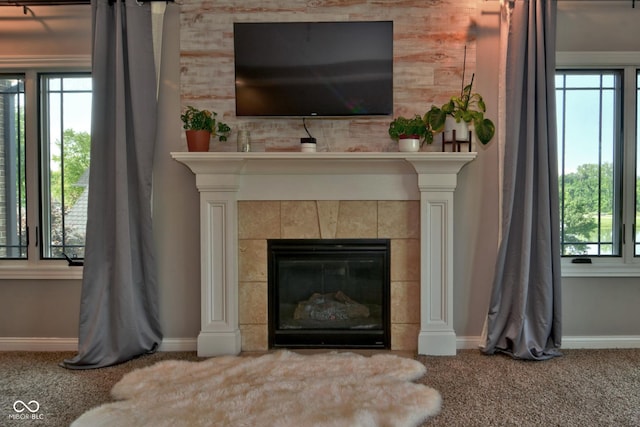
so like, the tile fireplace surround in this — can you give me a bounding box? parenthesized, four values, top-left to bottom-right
(171, 152, 476, 356)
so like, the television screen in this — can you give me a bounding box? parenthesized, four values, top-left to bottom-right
(233, 21, 393, 117)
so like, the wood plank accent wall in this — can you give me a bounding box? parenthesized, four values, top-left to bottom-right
(180, 0, 478, 152)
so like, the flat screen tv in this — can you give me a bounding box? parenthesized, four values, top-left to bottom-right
(233, 21, 393, 117)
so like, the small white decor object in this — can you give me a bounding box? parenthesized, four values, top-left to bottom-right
(301, 142, 317, 152)
(398, 138, 421, 152)
(236, 129, 250, 152)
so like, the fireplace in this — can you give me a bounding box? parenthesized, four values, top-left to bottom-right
(171, 151, 476, 356)
(268, 239, 390, 349)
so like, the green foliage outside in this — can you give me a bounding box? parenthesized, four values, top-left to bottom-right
(560, 162, 620, 255)
(47, 129, 90, 258)
(50, 129, 91, 209)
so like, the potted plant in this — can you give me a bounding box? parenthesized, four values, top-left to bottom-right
(180, 106, 232, 152)
(388, 114, 433, 152)
(424, 73, 495, 146)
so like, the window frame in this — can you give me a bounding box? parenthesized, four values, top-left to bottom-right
(557, 52, 640, 277)
(0, 56, 90, 280)
(38, 72, 92, 260)
(556, 69, 623, 258)
(0, 73, 27, 260)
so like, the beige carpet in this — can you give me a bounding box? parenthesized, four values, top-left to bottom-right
(71, 350, 441, 427)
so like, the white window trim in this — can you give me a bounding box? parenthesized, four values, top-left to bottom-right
(0, 55, 90, 70)
(0, 55, 90, 280)
(0, 262, 83, 280)
(557, 51, 640, 277)
(561, 258, 640, 278)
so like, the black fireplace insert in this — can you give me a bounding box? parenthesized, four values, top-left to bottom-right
(268, 239, 390, 349)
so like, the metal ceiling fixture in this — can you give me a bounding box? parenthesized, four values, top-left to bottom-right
(0, 0, 173, 14)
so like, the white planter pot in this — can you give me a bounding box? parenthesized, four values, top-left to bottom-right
(444, 117, 471, 142)
(398, 138, 421, 152)
(300, 143, 316, 152)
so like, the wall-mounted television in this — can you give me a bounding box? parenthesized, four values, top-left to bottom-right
(233, 21, 393, 117)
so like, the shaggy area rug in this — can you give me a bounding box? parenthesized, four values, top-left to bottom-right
(71, 350, 441, 427)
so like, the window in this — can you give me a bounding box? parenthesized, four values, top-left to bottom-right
(556, 70, 622, 256)
(556, 58, 640, 275)
(0, 71, 91, 265)
(40, 74, 92, 259)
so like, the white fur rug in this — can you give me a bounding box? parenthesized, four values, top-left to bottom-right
(72, 350, 441, 427)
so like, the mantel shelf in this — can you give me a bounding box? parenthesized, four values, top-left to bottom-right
(170, 151, 478, 176)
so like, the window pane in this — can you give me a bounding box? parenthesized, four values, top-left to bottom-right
(62, 77, 92, 91)
(557, 70, 622, 256)
(40, 74, 91, 259)
(564, 74, 606, 88)
(0, 76, 27, 259)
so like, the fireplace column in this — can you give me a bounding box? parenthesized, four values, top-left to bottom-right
(408, 158, 472, 356)
(192, 159, 245, 356)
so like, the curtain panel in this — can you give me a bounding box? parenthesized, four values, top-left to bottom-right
(482, 0, 562, 360)
(62, 0, 167, 369)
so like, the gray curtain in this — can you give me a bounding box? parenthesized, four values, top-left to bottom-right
(482, 0, 562, 360)
(62, 0, 162, 369)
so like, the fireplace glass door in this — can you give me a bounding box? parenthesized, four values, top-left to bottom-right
(268, 239, 390, 349)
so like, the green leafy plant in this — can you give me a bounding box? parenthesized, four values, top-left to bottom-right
(424, 73, 495, 145)
(180, 106, 231, 142)
(388, 114, 433, 145)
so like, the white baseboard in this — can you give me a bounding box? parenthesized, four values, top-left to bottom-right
(0, 337, 197, 352)
(0, 337, 79, 351)
(560, 335, 640, 349)
(157, 338, 198, 352)
(0, 336, 638, 352)
(456, 335, 640, 351)
(456, 336, 484, 350)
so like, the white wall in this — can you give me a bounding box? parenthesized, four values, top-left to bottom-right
(557, 0, 640, 52)
(152, 4, 202, 341)
(453, 1, 501, 340)
(556, 0, 640, 345)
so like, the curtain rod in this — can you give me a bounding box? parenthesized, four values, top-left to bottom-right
(557, 0, 635, 6)
(0, 0, 174, 5)
(500, 0, 637, 9)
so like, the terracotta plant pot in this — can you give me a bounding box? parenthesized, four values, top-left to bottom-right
(186, 130, 211, 152)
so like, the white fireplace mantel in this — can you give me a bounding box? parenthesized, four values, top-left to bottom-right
(171, 151, 477, 356)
